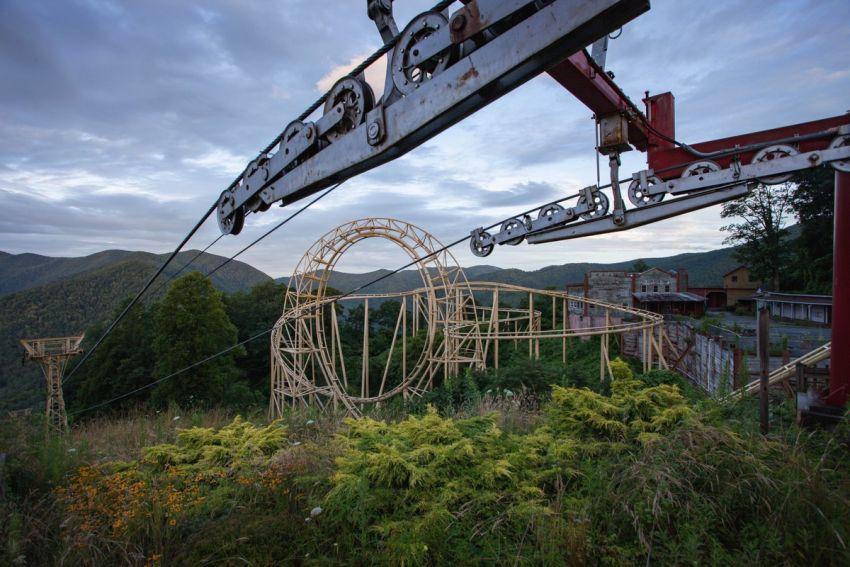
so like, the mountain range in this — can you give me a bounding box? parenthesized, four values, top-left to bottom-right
(0, 250, 270, 412)
(276, 246, 738, 294)
(0, 242, 738, 412)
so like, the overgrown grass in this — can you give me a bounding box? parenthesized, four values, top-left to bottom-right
(2, 364, 849, 565)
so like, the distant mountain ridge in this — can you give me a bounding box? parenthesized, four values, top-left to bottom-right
(0, 249, 271, 412)
(0, 249, 271, 298)
(1, 240, 741, 413)
(277, 246, 739, 294)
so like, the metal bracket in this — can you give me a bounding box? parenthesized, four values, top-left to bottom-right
(367, 0, 398, 43)
(529, 184, 751, 243)
(366, 104, 387, 146)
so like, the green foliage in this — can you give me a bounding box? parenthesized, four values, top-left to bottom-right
(151, 273, 249, 407)
(66, 298, 156, 411)
(325, 408, 554, 564)
(225, 280, 287, 395)
(609, 357, 633, 381)
(788, 166, 834, 293)
(0, 251, 270, 413)
(721, 182, 793, 290)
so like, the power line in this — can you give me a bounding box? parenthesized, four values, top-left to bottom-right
(64, 201, 218, 384)
(68, 328, 272, 417)
(205, 181, 344, 280)
(69, 228, 473, 418)
(147, 233, 225, 298)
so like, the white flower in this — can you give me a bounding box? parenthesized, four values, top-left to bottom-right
(304, 517, 311, 523)
(310, 506, 323, 517)
(306, 419, 315, 425)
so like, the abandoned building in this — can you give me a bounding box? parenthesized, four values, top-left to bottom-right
(755, 292, 833, 326)
(723, 265, 761, 308)
(567, 267, 706, 317)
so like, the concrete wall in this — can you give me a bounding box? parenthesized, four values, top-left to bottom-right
(635, 268, 676, 293)
(586, 271, 631, 316)
(622, 321, 737, 395)
(566, 285, 585, 315)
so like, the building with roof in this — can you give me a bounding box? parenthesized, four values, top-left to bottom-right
(568, 267, 706, 317)
(723, 265, 761, 308)
(688, 286, 727, 309)
(755, 292, 832, 326)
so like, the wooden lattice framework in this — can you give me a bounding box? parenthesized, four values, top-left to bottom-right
(270, 218, 668, 417)
(20, 334, 84, 432)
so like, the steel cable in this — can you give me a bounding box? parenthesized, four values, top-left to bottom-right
(63, 201, 218, 384)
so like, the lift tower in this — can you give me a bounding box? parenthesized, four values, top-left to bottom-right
(20, 335, 84, 432)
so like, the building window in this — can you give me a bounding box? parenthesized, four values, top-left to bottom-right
(731, 275, 738, 282)
(641, 284, 647, 292)
(653, 285, 658, 292)
(665, 284, 670, 292)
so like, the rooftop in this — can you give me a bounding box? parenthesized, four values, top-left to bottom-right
(633, 292, 706, 303)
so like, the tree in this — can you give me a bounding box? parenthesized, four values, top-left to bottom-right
(152, 272, 247, 407)
(225, 280, 287, 395)
(632, 259, 650, 273)
(66, 298, 157, 411)
(721, 183, 793, 290)
(789, 166, 834, 293)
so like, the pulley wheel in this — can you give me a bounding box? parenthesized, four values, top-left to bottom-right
(681, 160, 721, 181)
(500, 218, 526, 245)
(828, 135, 850, 173)
(577, 191, 610, 220)
(323, 76, 375, 142)
(470, 231, 494, 257)
(627, 176, 664, 207)
(752, 144, 798, 185)
(537, 203, 564, 223)
(392, 12, 451, 96)
(217, 191, 245, 236)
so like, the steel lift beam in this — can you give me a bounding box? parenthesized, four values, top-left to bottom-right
(492, 42, 850, 407)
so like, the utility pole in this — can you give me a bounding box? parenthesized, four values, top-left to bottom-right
(757, 308, 769, 435)
(20, 335, 84, 433)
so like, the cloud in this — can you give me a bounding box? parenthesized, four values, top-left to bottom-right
(315, 53, 389, 100)
(182, 148, 248, 174)
(0, 0, 848, 278)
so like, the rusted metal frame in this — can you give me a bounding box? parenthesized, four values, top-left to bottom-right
(828, 170, 849, 406)
(546, 49, 649, 151)
(647, 113, 850, 180)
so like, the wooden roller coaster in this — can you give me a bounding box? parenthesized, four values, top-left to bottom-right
(270, 218, 668, 417)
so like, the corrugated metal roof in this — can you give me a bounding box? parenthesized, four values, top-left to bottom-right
(756, 292, 832, 305)
(633, 292, 706, 303)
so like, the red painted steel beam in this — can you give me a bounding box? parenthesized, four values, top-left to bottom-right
(547, 50, 649, 151)
(828, 170, 849, 407)
(647, 114, 850, 180)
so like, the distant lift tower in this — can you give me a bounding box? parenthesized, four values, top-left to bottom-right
(20, 335, 84, 432)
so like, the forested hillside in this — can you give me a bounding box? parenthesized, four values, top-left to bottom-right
(278, 245, 739, 294)
(0, 251, 270, 412)
(0, 249, 270, 298)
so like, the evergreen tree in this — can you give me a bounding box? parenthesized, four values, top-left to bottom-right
(66, 298, 156, 410)
(225, 280, 287, 395)
(789, 166, 834, 293)
(151, 272, 246, 407)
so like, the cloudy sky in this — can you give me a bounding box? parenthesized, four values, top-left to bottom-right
(1, 0, 848, 278)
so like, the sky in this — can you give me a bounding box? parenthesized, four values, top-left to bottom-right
(1, 0, 849, 278)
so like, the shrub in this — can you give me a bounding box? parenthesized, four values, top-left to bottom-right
(324, 408, 558, 564)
